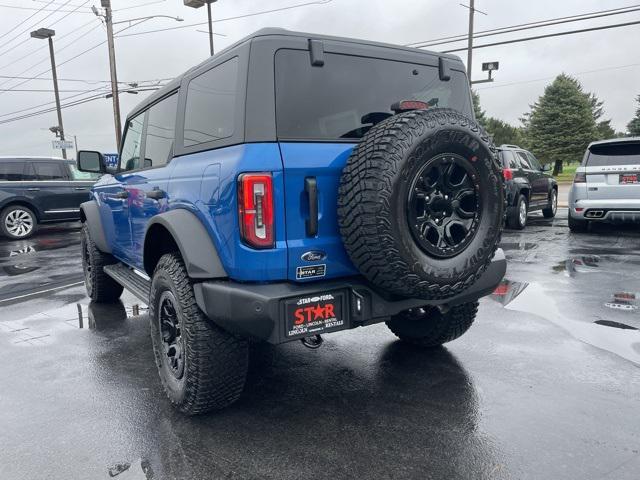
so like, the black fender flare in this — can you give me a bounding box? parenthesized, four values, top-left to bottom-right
(144, 209, 227, 279)
(79, 201, 111, 253)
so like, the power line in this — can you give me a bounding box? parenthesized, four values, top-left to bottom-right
(0, 0, 57, 41)
(0, 2, 93, 13)
(0, 86, 165, 126)
(116, 0, 333, 38)
(474, 62, 640, 91)
(0, 74, 173, 84)
(406, 3, 640, 48)
(0, 0, 76, 54)
(441, 19, 640, 53)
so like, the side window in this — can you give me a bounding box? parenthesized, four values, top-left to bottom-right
(120, 113, 145, 172)
(0, 162, 25, 181)
(68, 164, 100, 181)
(144, 93, 178, 169)
(526, 152, 542, 171)
(183, 57, 238, 147)
(33, 162, 66, 180)
(517, 151, 532, 169)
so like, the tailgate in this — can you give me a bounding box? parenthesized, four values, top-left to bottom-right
(279, 142, 359, 282)
(585, 142, 640, 200)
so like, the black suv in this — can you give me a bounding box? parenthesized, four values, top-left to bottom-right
(498, 145, 558, 229)
(0, 156, 99, 239)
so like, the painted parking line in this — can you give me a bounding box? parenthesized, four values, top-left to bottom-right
(0, 281, 85, 305)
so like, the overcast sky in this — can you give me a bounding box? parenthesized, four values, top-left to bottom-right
(0, 0, 638, 156)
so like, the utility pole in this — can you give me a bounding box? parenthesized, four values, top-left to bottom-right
(102, 0, 122, 149)
(466, 0, 475, 84)
(31, 28, 66, 159)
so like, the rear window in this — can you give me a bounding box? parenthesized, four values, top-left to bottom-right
(499, 150, 519, 168)
(275, 50, 472, 141)
(586, 143, 640, 166)
(0, 162, 25, 181)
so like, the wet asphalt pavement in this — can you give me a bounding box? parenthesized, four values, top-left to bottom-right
(1, 211, 640, 480)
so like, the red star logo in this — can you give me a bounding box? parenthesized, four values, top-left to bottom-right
(312, 304, 325, 320)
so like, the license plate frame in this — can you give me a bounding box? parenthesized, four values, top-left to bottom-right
(620, 173, 639, 184)
(283, 290, 347, 339)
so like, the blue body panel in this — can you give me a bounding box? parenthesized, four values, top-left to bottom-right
(279, 142, 358, 281)
(92, 142, 360, 283)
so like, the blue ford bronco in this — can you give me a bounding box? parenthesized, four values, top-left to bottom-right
(77, 28, 506, 414)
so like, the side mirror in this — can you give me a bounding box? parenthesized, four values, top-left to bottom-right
(77, 150, 106, 174)
(542, 163, 552, 172)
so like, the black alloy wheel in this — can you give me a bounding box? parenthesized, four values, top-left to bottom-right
(407, 153, 482, 258)
(158, 290, 185, 380)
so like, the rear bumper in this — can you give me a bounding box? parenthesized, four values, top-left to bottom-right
(193, 249, 506, 344)
(568, 198, 640, 223)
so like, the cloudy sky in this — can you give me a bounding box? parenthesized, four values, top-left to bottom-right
(0, 0, 638, 156)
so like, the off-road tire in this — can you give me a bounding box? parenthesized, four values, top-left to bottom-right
(0, 205, 37, 239)
(508, 194, 528, 230)
(338, 108, 504, 300)
(81, 224, 123, 302)
(386, 301, 478, 347)
(568, 215, 589, 232)
(542, 188, 557, 219)
(149, 253, 249, 415)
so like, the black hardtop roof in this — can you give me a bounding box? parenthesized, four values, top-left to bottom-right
(588, 136, 640, 149)
(129, 28, 464, 119)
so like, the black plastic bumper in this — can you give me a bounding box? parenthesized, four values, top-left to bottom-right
(193, 249, 506, 344)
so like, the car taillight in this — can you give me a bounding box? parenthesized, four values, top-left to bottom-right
(238, 173, 274, 249)
(573, 172, 586, 183)
(503, 168, 513, 181)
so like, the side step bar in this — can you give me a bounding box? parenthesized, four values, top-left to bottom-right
(103, 263, 150, 303)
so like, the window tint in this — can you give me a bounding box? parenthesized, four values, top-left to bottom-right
(144, 93, 178, 169)
(587, 143, 640, 166)
(120, 113, 145, 171)
(275, 50, 473, 140)
(183, 57, 238, 147)
(0, 162, 25, 181)
(34, 162, 66, 180)
(517, 151, 532, 169)
(526, 152, 541, 170)
(500, 150, 519, 169)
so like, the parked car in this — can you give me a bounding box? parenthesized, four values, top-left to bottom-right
(78, 28, 506, 414)
(0, 156, 99, 239)
(497, 145, 558, 229)
(569, 137, 640, 231)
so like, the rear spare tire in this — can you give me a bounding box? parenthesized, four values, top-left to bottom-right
(338, 108, 504, 299)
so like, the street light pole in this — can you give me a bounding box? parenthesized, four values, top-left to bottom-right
(102, 0, 122, 149)
(31, 28, 67, 159)
(184, 0, 217, 56)
(206, 0, 214, 56)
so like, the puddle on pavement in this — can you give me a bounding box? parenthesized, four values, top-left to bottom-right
(491, 280, 640, 365)
(107, 458, 154, 479)
(500, 242, 538, 251)
(0, 237, 80, 258)
(1, 300, 147, 345)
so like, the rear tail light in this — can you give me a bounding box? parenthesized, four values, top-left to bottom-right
(503, 168, 513, 181)
(573, 172, 586, 183)
(238, 173, 274, 249)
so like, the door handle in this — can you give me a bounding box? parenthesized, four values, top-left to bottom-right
(27, 188, 40, 192)
(114, 190, 129, 199)
(305, 177, 318, 237)
(145, 189, 166, 200)
(74, 187, 87, 191)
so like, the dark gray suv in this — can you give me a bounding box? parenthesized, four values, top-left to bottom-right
(0, 156, 99, 239)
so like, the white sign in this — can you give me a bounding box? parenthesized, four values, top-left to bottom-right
(52, 140, 74, 150)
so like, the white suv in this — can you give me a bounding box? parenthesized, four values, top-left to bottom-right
(568, 137, 640, 231)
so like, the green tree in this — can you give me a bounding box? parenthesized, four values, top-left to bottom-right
(471, 90, 487, 128)
(627, 94, 640, 136)
(595, 119, 616, 140)
(525, 74, 596, 175)
(484, 117, 525, 147)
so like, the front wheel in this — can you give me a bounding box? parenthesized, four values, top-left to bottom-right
(542, 189, 557, 218)
(149, 253, 249, 415)
(386, 301, 479, 347)
(0, 205, 37, 239)
(81, 224, 123, 302)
